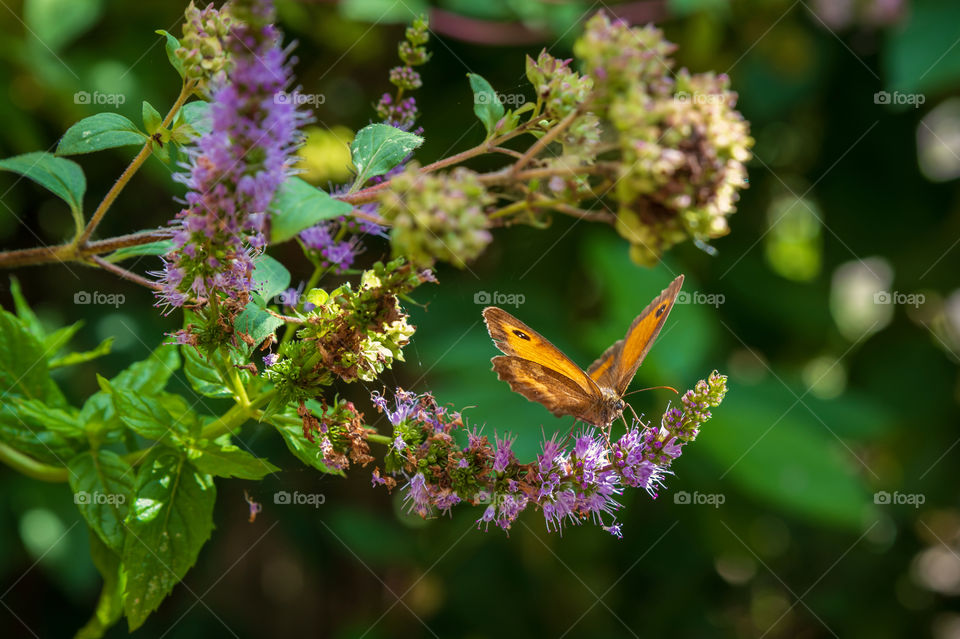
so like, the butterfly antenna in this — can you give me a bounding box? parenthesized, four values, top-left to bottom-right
(622, 385, 679, 397)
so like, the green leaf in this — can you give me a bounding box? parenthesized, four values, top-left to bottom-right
(141, 101, 162, 135)
(112, 344, 180, 393)
(76, 532, 125, 639)
(252, 254, 291, 304)
(0, 309, 57, 402)
(79, 346, 179, 436)
(350, 123, 423, 187)
(111, 388, 198, 443)
(0, 400, 85, 465)
(182, 347, 232, 399)
(156, 29, 185, 79)
(235, 302, 283, 352)
(50, 337, 113, 369)
(104, 239, 174, 263)
(43, 321, 83, 355)
(269, 176, 352, 244)
(55, 113, 146, 156)
(0, 151, 85, 215)
(172, 101, 211, 143)
(269, 415, 344, 475)
(122, 448, 215, 631)
(68, 450, 134, 552)
(189, 441, 279, 479)
(468, 73, 505, 139)
(8, 276, 44, 340)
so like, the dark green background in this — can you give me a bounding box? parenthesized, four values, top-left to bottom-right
(1, 0, 958, 637)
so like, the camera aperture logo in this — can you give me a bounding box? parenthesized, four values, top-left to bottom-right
(74, 291, 125, 307)
(673, 490, 725, 508)
(274, 490, 325, 508)
(873, 290, 924, 308)
(874, 490, 924, 508)
(74, 491, 126, 506)
(474, 290, 525, 308)
(675, 291, 725, 308)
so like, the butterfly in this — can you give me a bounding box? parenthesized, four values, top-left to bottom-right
(482, 275, 684, 427)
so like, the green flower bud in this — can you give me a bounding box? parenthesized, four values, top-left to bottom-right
(178, 1, 233, 92)
(379, 164, 494, 268)
(525, 51, 593, 120)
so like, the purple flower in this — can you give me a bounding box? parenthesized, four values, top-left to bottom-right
(404, 473, 432, 517)
(370, 376, 727, 537)
(154, 0, 304, 312)
(493, 433, 517, 473)
(376, 93, 419, 131)
(299, 220, 364, 273)
(603, 523, 623, 539)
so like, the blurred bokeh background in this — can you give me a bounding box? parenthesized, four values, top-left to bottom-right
(2, 0, 960, 637)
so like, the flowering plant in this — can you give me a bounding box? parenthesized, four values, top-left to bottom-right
(0, 1, 743, 634)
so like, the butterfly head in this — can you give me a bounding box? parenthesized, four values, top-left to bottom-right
(597, 387, 626, 426)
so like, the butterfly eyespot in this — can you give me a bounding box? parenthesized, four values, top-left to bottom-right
(655, 304, 666, 318)
(512, 329, 531, 341)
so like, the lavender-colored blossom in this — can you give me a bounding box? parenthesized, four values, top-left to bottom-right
(370, 388, 419, 426)
(299, 220, 366, 273)
(493, 433, 517, 473)
(154, 0, 304, 312)
(404, 472, 432, 517)
(371, 374, 727, 537)
(376, 93, 419, 131)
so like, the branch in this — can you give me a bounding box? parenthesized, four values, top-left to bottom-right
(89, 255, 161, 290)
(0, 229, 172, 269)
(511, 108, 581, 177)
(76, 81, 194, 245)
(337, 122, 538, 206)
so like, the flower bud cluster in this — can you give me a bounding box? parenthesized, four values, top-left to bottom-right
(378, 164, 493, 268)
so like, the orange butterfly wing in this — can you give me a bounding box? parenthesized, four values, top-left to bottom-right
(490, 356, 603, 422)
(483, 307, 602, 418)
(587, 275, 684, 396)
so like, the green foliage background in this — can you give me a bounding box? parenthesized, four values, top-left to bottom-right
(1, 0, 958, 637)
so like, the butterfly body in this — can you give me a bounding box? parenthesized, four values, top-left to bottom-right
(483, 275, 684, 427)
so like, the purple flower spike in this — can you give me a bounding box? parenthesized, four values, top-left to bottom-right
(154, 0, 306, 312)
